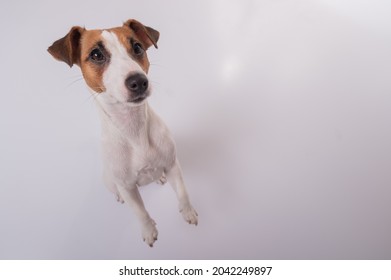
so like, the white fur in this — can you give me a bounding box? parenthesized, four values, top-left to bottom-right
(101, 30, 147, 104)
(93, 31, 197, 247)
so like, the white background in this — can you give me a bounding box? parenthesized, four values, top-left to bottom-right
(0, 0, 390, 259)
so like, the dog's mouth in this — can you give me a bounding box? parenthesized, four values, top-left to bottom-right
(129, 94, 149, 104)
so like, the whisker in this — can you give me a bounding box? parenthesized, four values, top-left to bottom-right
(150, 80, 161, 86)
(149, 60, 164, 68)
(82, 91, 100, 105)
(65, 77, 84, 88)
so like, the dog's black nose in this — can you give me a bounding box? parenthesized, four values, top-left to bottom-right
(125, 73, 149, 95)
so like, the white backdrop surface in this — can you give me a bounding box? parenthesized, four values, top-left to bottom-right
(0, 0, 390, 259)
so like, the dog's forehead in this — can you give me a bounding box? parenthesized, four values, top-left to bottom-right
(107, 26, 133, 38)
(103, 27, 132, 50)
(81, 26, 132, 51)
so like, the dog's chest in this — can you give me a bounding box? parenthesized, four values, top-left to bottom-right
(99, 106, 176, 186)
(131, 139, 174, 185)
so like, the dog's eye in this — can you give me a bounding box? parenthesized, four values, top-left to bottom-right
(133, 42, 144, 56)
(89, 48, 106, 63)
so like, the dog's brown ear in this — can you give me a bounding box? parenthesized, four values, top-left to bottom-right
(124, 19, 159, 49)
(48, 26, 85, 67)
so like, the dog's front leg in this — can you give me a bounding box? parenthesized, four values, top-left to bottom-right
(166, 159, 198, 225)
(117, 185, 158, 247)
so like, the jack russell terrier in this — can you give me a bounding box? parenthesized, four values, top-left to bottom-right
(48, 19, 198, 247)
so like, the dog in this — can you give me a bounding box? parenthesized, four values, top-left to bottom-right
(48, 19, 198, 247)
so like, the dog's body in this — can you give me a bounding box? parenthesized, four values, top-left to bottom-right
(48, 19, 197, 247)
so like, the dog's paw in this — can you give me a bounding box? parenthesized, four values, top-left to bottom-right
(180, 204, 198, 226)
(141, 219, 158, 247)
(156, 173, 167, 185)
(115, 194, 124, 204)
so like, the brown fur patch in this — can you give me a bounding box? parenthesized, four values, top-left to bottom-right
(109, 27, 151, 73)
(123, 19, 159, 49)
(79, 30, 107, 93)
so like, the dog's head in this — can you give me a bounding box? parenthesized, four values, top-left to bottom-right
(48, 19, 159, 105)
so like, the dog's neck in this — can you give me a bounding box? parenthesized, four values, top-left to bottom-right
(95, 98, 151, 143)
